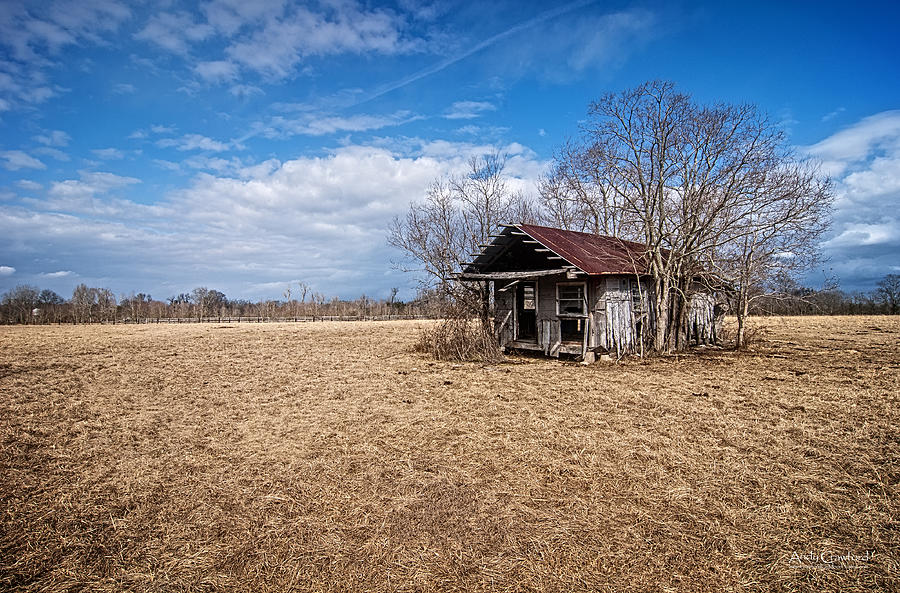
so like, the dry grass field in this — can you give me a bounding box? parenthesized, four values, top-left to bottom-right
(1, 316, 898, 592)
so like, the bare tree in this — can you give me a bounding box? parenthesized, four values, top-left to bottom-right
(191, 287, 211, 321)
(283, 285, 294, 318)
(389, 178, 466, 303)
(188, 287, 227, 321)
(546, 81, 833, 351)
(37, 289, 65, 323)
(121, 292, 152, 322)
(96, 288, 117, 322)
(72, 284, 97, 323)
(389, 287, 399, 318)
(539, 139, 635, 236)
(311, 291, 325, 316)
(2, 285, 40, 324)
(389, 151, 537, 319)
(876, 274, 900, 314)
(168, 293, 192, 319)
(710, 163, 832, 346)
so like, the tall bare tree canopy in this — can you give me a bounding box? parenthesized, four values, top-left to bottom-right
(388, 151, 536, 315)
(541, 81, 833, 351)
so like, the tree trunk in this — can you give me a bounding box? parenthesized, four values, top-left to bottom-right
(481, 280, 491, 324)
(653, 278, 670, 352)
(735, 290, 750, 350)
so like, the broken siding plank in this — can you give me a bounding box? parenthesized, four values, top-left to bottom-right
(687, 292, 716, 345)
(550, 320, 561, 357)
(582, 314, 590, 357)
(494, 285, 515, 346)
(540, 320, 551, 354)
(497, 310, 513, 346)
(536, 276, 561, 320)
(602, 275, 642, 354)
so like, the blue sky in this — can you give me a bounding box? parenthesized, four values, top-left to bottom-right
(1, 0, 898, 301)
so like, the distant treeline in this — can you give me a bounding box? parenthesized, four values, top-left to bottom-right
(0, 284, 447, 325)
(1, 276, 898, 325)
(751, 287, 897, 316)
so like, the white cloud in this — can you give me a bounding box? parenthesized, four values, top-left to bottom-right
(825, 221, 900, 248)
(0, 1, 131, 108)
(363, 5, 655, 103)
(821, 107, 845, 122)
(562, 10, 656, 73)
(0, 141, 546, 299)
(841, 156, 900, 200)
(92, 148, 125, 160)
(33, 147, 71, 161)
(455, 125, 480, 135)
(1, 150, 46, 170)
(203, 0, 286, 36)
(49, 171, 141, 201)
(272, 89, 365, 113)
(134, 12, 214, 55)
(19, 86, 55, 104)
(112, 82, 136, 94)
(444, 100, 496, 120)
(157, 133, 235, 152)
(183, 155, 246, 174)
(804, 110, 900, 290)
(194, 60, 239, 83)
(230, 84, 264, 98)
(42, 1, 131, 39)
(153, 159, 182, 171)
(127, 2, 418, 84)
(34, 130, 71, 146)
(0, 266, 15, 276)
(151, 124, 178, 134)
(172, 142, 543, 227)
(17, 180, 43, 191)
(805, 110, 900, 176)
(397, 0, 446, 22)
(225, 4, 413, 79)
(254, 110, 421, 139)
(40, 270, 73, 278)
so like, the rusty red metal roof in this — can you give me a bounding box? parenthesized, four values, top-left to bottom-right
(516, 224, 649, 275)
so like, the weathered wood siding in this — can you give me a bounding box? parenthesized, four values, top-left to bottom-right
(493, 274, 673, 357)
(493, 281, 515, 347)
(589, 278, 605, 351)
(687, 292, 716, 345)
(589, 276, 654, 355)
(536, 274, 563, 356)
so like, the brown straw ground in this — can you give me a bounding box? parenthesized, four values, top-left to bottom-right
(0, 316, 897, 592)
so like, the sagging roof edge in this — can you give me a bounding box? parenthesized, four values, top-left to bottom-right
(463, 223, 655, 277)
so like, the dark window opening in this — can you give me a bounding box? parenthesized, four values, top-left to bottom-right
(557, 283, 586, 343)
(631, 280, 642, 311)
(516, 282, 537, 341)
(560, 317, 584, 342)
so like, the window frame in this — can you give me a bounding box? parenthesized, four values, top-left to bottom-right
(514, 280, 538, 341)
(556, 281, 587, 318)
(520, 282, 536, 312)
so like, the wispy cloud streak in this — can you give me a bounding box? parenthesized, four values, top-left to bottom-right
(359, 0, 599, 104)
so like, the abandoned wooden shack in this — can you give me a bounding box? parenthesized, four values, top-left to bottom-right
(459, 223, 719, 359)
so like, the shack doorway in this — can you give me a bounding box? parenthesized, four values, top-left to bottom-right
(515, 282, 537, 341)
